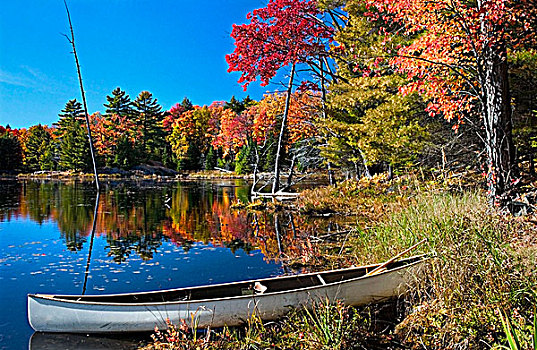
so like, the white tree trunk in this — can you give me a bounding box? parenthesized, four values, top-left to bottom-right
(272, 64, 296, 193)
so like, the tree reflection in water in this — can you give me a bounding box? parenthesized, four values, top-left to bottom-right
(0, 179, 343, 265)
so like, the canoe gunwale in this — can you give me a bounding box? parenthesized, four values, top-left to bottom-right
(28, 255, 425, 307)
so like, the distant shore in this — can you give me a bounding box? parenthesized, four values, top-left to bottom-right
(1, 165, 328, 183)
(2, 169, 251, 182)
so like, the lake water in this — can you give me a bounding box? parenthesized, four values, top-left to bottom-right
(0, 179, 330, 349)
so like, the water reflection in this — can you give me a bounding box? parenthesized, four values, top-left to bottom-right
(29, 332, 144, 350)
(0, 179, 339, 264)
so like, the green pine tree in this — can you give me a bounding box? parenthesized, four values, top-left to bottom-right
(55, 100, 92, 171)
(134, 91, 164, 162)
(205, 147, 217, 170)
(180, 97, 194, 111)
(0, 132, 23, 172)
(235, 144, 253, 175)
(323, 1, 427, 175)
(104, 87, 134, 119)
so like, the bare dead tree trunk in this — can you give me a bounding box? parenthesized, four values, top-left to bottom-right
(252, 146, 260, 196)
(272, 63, 296, 193)
(82, 191, 100, 294)
(64, 0, 100, 191)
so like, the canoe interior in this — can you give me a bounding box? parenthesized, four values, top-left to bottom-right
(43, 256, 423, 304)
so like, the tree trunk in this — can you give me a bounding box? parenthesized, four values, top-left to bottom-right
(64, 1, 100, 191)
(286, 155, 296, 189)
(251, 146, 260, 196)
(328, 162, 335, 186)
(482, 43, 515, 205)
(359, 148, 371, 178)
(272, 63, 296, 194)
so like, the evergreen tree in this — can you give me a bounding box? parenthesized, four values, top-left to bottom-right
(234, 143, 254, 174)
(24, 124, 55, 172)
(104, 87, 134, 119)
(323, 2, 427, 176)
(101, 89, 138, 167)
(55, 99, 92, 171)
(224, 96, 243, 114)
(180, 97, 194, 111)
(134, 91, 164, 162)
(0, 132, 23, 172)
(263, 132, 277, 172)
(224, 95, 256, 114)
(205, 147, 217, 170)
(56, 99, 84, 128)
(114, 134, 138, 169)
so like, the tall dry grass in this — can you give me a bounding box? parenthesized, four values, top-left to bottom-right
(361, 191, 537, 349)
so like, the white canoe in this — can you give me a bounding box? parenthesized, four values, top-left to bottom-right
(28, 255, 424, 333)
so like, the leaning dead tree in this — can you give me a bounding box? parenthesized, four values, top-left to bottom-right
(63, 0, 100, 191)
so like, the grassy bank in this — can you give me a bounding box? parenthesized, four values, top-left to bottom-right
(141, 175, 536, 349)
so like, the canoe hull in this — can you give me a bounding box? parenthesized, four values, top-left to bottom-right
(28, 261, 421, 333)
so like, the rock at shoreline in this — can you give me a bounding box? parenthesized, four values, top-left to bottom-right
(131, 164, 178, 176)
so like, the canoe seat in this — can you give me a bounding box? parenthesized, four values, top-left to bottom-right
(316, 275, 327, 285)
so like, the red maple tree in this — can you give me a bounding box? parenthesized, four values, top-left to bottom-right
(227, 0, 332, 192)
(226, 0, 332, 90)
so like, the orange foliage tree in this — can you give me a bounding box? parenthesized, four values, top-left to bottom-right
(167, 105, 218, 170)
(90, 112, 142, 169)
(364, 0, 537, 203)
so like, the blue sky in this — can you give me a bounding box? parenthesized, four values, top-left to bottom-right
(0, 0, 290, 129)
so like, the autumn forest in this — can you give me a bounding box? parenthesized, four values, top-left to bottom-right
(0, 0, 536, 206)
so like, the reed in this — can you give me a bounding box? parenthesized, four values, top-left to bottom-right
(297, 175, 536, 349)
(369, 191, 537, 349)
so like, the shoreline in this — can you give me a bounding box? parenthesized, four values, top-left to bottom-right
(2, 170, 253, 182)
(2, 168, 328, 184)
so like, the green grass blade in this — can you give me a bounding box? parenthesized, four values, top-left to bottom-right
(500, 311, 520, 350)
(533, 309, 537, 349)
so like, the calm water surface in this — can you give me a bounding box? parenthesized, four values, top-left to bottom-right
(0, 179, 330, 349)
